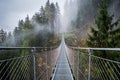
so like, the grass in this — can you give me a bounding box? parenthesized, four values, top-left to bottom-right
(64, 33, 75, 39)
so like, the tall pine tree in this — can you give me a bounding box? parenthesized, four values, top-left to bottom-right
(87, 0, 120, 57)
(87, 0, 120, 48)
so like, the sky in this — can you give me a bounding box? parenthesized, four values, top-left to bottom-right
(0, 0, 66, 32)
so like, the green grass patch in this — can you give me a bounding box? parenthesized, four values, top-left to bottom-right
(64, 33, 75, 39)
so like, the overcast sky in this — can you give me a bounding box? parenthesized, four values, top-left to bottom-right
(0, 0, 66, 32)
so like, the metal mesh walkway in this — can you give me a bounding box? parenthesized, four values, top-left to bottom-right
(51, 36, 74, 80)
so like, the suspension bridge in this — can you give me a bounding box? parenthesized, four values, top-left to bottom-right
(0, 35, 120, 80)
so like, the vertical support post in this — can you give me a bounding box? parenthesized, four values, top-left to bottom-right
(50, 47, 52, 72)
(77, 49, 80, 80)
(88, 49, 92, 80)
(50, 47, 52, 80)
(32, 47, 36, 80)
(45, 48, 48, 80)
(73, 49, 75, 77)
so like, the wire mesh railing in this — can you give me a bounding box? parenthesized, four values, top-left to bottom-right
(0, 47, 59, 80)
(68, 47, 120, 80)
(1, 46, 120, 80)
(0, 55, 34, 80)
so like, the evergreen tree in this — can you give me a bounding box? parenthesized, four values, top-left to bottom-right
(87, 0, 120, 57)
(0, 29, 7, 45)
(40, 6, 48, 24)
(6, 32, 14, 46)
(50, 3, 56, 33)
(24, 15, 33, 29)
(13, 27, 20, 46)
(56, 2, 60, 13)
(45, 0, 51, 21)
(55, 2, 61, 34)
(18, 20, 24, 29)
(33, 6, 48, 24)
(13, 20, 24, 46)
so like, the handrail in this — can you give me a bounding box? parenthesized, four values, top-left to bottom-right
(69, 46, 120, 51)
(0, 46, 58, 50)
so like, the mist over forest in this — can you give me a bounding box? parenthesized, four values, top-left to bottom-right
(0, 0, 120, 72)
(1, 1, 120, 80)
(0, 0, 120, 48)
(0, 0, 61, 47)
(64, 0, 120, 30)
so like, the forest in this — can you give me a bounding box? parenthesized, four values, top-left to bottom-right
(0, 0, 61, 47)
(65, 0, 120, 61)
(0, 0, 61, 60)
(0, 0, 120, 61)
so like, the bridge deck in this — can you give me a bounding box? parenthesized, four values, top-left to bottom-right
(52, 36, 74, 80)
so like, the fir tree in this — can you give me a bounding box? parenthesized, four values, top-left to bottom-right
(87, 0, 120, 57)
(24, 15, 33, 29)
(0, 29, 7, 45)
(45, 0, 51, 21)
(87, 0, 120, 47)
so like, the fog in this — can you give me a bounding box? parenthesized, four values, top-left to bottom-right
(1, 0, 120, 47)
(61, 0, 120, 33)
(0, 0, 66, 32)
(60, 0, 78, 32)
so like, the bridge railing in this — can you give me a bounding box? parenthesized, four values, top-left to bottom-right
(0, 47, 59, 80)
(68, 47, 120, 80)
